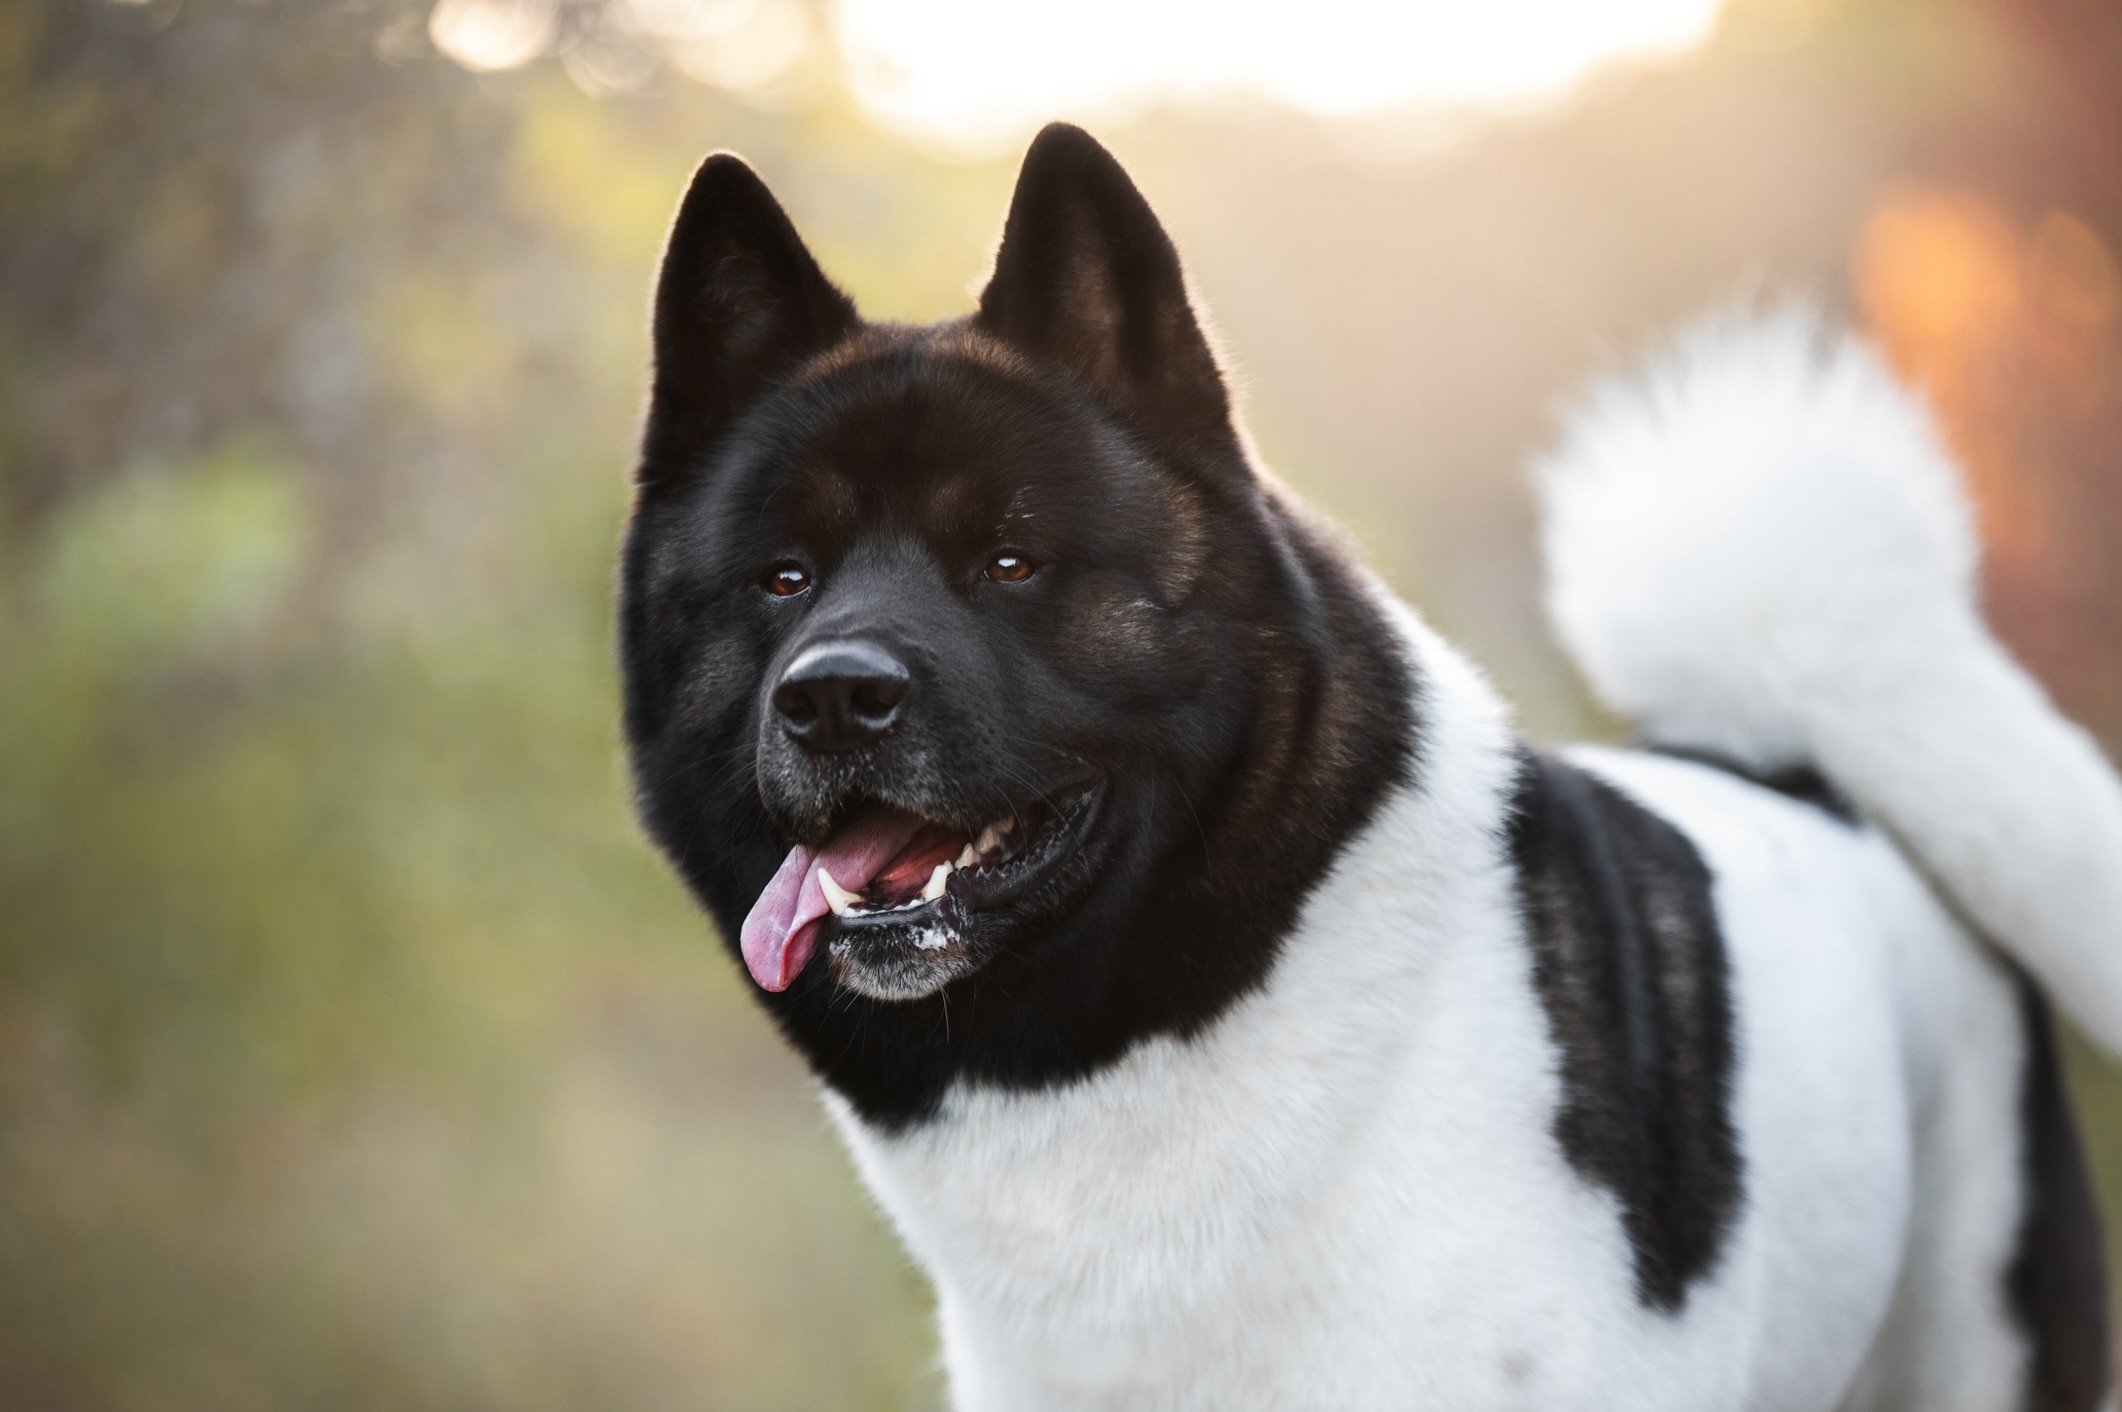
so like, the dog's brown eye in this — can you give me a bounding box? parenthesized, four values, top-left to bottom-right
(984, 553, 1035, 584)
(765, 563, 811, 597)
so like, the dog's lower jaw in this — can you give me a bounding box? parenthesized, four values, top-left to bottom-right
(827, 928, 978, 999)
(786, 778, 1113, 1002)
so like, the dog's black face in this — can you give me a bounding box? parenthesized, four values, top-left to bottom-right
(632, 330, 1261, 1002)
(620, 125, 1414, 1124)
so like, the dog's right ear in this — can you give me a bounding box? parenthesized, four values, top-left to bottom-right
(640, 154, 858, 491)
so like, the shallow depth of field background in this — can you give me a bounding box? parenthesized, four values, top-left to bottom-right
(6, 0, 2122, 1405)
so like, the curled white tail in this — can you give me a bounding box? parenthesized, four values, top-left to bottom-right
(1537, 307, 2122, 1053)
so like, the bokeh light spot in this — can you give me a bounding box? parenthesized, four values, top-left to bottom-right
(1854, 185, 2022, 385)
(429, 0, 560, 73)
(834, 0, 1729, 145)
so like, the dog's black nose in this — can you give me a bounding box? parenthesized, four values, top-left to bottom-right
(772, 640, 911, 752)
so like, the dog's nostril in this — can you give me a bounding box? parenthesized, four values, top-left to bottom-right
(772, 683, 820, 725)
(773, 640, 912, 752)
(851, 678, 906, 719)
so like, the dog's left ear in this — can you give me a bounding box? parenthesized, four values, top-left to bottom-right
(976, 124, 1235, 458)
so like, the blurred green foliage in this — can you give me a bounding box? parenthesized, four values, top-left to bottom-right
(4, 0, 2122, 1405)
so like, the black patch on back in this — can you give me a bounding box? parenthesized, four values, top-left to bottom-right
(2006, 977, 2112, 1412)
(1506, 750, 1742, 1313)
(1643, 743, 1860, 825)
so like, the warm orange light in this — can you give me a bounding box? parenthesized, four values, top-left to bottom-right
(1854, 185, 2122, 724)
(1852, 186, 2021, 386)
(1853, 187, 2041, 576)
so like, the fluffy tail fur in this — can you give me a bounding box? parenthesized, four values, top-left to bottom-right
(1537, 308, 2122, 1053)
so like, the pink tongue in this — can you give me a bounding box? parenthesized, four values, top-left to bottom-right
(738, 808, 928, 991)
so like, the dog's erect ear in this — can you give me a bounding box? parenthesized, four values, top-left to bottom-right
(641, 153, 857, 489)
(976, 124, 1234, 455)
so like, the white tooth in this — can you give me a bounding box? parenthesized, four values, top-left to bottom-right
(955, 842, 978, 868)
(975, 824, 1003, 857)
(819, 870, 861, 916)
(921, 862, 952, 901)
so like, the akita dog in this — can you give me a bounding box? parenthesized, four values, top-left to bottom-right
(617, 122, 2119, 1410)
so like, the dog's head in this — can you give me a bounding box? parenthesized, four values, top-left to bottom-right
(620, 124, 1409, 1112)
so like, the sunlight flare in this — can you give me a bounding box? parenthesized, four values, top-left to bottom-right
(836, 0, 1729, 143)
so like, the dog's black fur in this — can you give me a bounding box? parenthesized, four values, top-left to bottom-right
(2008, 975, 2114, 1411)
(1644, 745, 1860, 826)
(1507, 749, 1741, 1313)
(619, 124, 1415, 1128)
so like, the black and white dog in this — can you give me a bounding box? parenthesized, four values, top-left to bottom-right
(618, 123, 2122, 1410)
